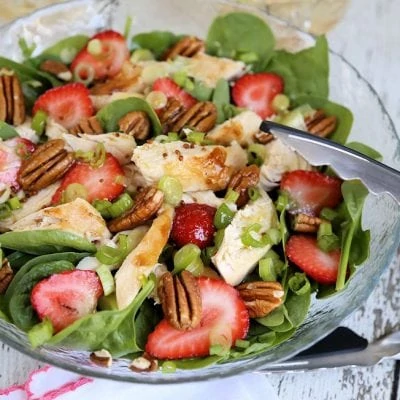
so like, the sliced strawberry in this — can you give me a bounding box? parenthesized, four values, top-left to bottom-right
(146, 277, 249, 359)
(281, 170, 342, 216)
(232, 73, 284, 119)
(51, 153, 125, 204)
(286, 235, 341, 285)
(170, 203, 216, 249)
(71, 30, 129, 81)
(32, 83, 93, 129)
(0, 138, 36, 191)
(152, 78, 197, 110)
(31, 270, 103, 332)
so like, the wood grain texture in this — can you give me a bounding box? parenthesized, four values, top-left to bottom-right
(0, 0, 399, 397)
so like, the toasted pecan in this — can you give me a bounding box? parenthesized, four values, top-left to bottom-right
(228, 165, 260, 208)
(0, 70, 26, 126)
(292, 213, 326, 233)
(118, 111, 150, 140)
(305, 109, 337, 137)
(237, 281, 284, 318)
(108, 186, 164, 232)
(40, 60, 72, 81)
(162, 36, 204, 60)
(158, 97, 185, 134)
(129, 353, 158, 372)
(0, 258, 13, 294)
(170, 101, 217, 133)
(18, 139, 75, 194)
(69, 116, 104, 135)
(254, 131, 275, 144)
(158, 270, 202, 331)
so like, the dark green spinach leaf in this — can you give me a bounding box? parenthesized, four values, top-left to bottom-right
(345, 142, 383, 161)
(132, 31, 181, 59)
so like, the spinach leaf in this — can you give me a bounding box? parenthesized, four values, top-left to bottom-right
(336, 180, 370, 290)
(0, 295, 9, 321)
(267, 36, 329, 100)
(0, 230, 96, 255)
(212, 79, 230, 124)
(186, 80, 213, 102)
(173, 355, 226, 370)
(292, 94, 353, 144)
(28, 35, 89, 67)
(283, 285, 311, 328)
(345, 142, 383, 161)
(96, 98, 162, 135)
(132, 31, 181, 59)
(0, 121, 19, 140)
(6, 251, 34, 272)
(133, 299, 161, 350)
(206, 12, 275, 71)
(4, 252, 90, 309)
(49, 280, 154, 357)
(9, 260, 75, 330)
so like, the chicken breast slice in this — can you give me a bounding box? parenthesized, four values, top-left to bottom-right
(132, 141, 247, 192)
(212, 190, 278, 286)
(115, 205, 174, 309)
(10, 198, 110, 243)
(62, 132, 136, 165)
(206, 111, 262, 146)
(182, 190, 224, 208)
(260, 139, 312, 191)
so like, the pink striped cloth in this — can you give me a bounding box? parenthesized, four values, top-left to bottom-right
(0, 366, 279, 400)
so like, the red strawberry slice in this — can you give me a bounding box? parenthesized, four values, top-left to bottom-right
(32, 83, 93, 129)
(71, 30, 129, 81)
(286, 235, 341, 285)
(0, 138, 35, 191)
(152, 77, 197, 110)
(232, 73, 284, 119)
(145, 277, 249, 359)
(170, 203, 216, 249)
(51, 153, 125, 204)
(280, 170, 342, 216)
(31, 270, 103, 332)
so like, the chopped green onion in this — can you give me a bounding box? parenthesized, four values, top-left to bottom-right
(237, 51, 259, 64)
(234, 339, 250, 349)
(91, 143, 106, 168)
(61, 183, 88, 203)
(108, 193, 133, 218)
(92, 199, 113, 218)
(288, 272, 310, 296)
(247, 143, 267, 166)
(154, 132, 180, 143)
(172, 71, 188, 87)
(248, 187, 260, 201)
(241, 223, 269, 248)
(317, 222, 340, 252)
(266, 228, 281, 245)
(214, 229, 225, 249)
(186, 131, 205, 145)
(173, 244, 204, 276)
(258, 258, 277, 281)
(123, 16, 132, 40)
(95, 245, 120, 265)
(209, 344, 229, 356)
(0, 203, 12, 220)
(214, 203, 235, 229)
(275, 193, 289, 213)
(31, 110, 47, 136)
(157, 175, 183, 206)
(7, 197, 21, 210)
(73, 63, 95, 86)
(272, 94, 290, 113)
(87, 38, 102, 55)
(27, 318, 54, 348)
(96, 264, 115, 296)
(224, 188, 239, 204)
(130, 48, 155, 63)
(74, 149, 94, 163)
(183, 79, 195, 92)
(264, 249, 281, 260)
(161, 361, 176, 373)
(320, 207, 339, 221)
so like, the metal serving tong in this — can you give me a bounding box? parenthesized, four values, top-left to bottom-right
(260, 121, 400, 204)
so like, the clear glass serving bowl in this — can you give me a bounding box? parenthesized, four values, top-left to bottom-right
(0, 0, 399, 384)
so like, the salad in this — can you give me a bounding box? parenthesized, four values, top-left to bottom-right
(0, 11, 377, 372)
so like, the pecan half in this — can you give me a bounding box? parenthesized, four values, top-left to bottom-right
(162, 36, 204, 60)
(39, 60, 72, 81)
(18, 139, 75, 195)
(69, 116, 103, 135)
(159, 97, 185, 134)
(171, 101, 217, 133)
(0, 70, 25, 126)
(237, 281, 284, 318)
(254, 131, 274, 144)
(305, 109, 337, 138)
(108, 186, 164, 232)
(228, 165, 260, 208)
(90, 349, 112, 368)
(118, 111, 150, 140)
(292, 213, 325, 233)
(0, 258, 13, 294)
(129, 353, 158, 372)
(158, 270, 202, 331)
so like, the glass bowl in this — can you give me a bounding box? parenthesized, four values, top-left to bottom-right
(0, 0, 399, 384)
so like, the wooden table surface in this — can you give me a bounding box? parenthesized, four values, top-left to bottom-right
(1, 0, 399, 398)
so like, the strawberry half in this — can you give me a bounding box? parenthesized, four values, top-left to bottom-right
(231, 72, 284, 119)
(31, 270, 103, 332)
(280, 170, 342, 216)
(0, 138, 35, 191)
(170, 203, 216, 249)
(145, 277, 249, 359)
(71, 30, 129, 81)
(32, 83, 93, 129)
(286, 235, 341, 285)
(51, 153, 125, 204)
(152, 77, 197, 110)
